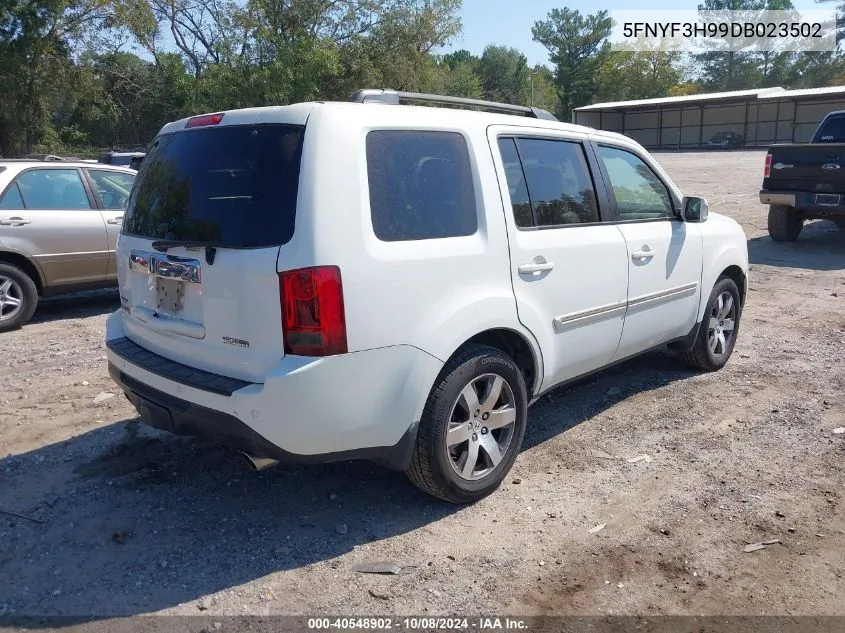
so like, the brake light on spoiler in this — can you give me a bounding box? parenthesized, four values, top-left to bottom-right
(186, 113, 225, 128)
(280, 266, 348, 357)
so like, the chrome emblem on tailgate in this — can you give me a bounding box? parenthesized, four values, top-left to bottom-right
(822, 163, 840, 171)
(129, 250, 201, 283)
(222, 336, 250, 348)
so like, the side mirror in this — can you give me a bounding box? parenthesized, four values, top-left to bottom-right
(682, 196, 709, 223)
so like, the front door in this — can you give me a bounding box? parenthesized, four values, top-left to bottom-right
(592, 144, 703, 360)
(489, 127, 629, 392)
(0, 167, 108, 287)
(85, 168, 136, 280)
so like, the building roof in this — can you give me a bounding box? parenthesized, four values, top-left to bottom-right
(575, 84, 845, 112)
(758, 85, 845, 99)
(574, 88, 784, 112)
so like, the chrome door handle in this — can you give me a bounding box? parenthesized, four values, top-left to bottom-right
(0, 217, 31, 226)
(518, 256, 555, 275)
(107, 216, 124, 225)
(632, 247, 656, 261)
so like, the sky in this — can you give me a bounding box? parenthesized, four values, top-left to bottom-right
(444, 0, 826, 66)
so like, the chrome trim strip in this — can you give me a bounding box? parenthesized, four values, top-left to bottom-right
(628, 282, 698, 310)
(553, 282, 699, 332)
(129, 249, 202, 283)
(553, 300, 627, 333)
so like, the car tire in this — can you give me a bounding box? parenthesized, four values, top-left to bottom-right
(768, 205, 803, 242)
(407, 344, 528, 504)
(677, 276, 742, 372)
(0, 263, 38, 332)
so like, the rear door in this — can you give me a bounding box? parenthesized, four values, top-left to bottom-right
(489, 126, 629, 391)
(592, 142, 703, 359)
(84, 168, 136, 280)
(117, 120, 305, 383)
(0, 167, 108, 286)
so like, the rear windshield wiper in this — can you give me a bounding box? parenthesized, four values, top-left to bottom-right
(151, 240, 222, 265)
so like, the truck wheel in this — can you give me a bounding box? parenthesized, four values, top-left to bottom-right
(407, 344, 528, 504)
(768, 205, 803, 242)
(0, 263, 38, 332)
(677, 276, 741, 372)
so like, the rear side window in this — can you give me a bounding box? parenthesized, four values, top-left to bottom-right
(499, 137, 599, 228)
(0, 183, 25, 209)
(814, 116, 845, 143)
(15, 169, 91, 210)
(366, 130, 477, 241)
(123, 124, 304, 247)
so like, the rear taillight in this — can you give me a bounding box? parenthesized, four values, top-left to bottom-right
(280, 266, 347, 357)
(186, 113, 224, 128)
(764, 153, 772, 178)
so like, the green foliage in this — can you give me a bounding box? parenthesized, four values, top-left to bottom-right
(532, 8, 612, 118)
(2, 0, 845, 157)
(476, 45, 530, 105)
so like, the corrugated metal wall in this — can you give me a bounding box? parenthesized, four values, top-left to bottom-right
(574, 97, 845, 149)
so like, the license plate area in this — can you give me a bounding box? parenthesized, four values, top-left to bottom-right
(156, 278, 186, 314)
(815, 193, 840, 206)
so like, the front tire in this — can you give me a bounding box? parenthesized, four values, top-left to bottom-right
(407, 344, 528, 504)
(677, 277, 742, 372)
(0, 263, 38, 332)
(768, 205, 803, 242)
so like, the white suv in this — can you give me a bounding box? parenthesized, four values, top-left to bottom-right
(106, 90, 748, 503)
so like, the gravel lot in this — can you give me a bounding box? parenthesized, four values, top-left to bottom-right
(1, 151, 843, 620)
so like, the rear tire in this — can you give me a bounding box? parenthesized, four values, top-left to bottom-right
(768, 205, 803, 242)
(0, 263, 38, 332)
(677, 277, 741, 372)
(407, 344, 528, 504)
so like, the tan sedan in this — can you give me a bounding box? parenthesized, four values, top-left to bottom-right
(0, 160, 136, 331)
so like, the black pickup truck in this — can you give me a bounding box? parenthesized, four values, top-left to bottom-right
(760, 110, 845, 241)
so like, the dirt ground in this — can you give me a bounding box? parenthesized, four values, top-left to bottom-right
(1, 151, 843, 621)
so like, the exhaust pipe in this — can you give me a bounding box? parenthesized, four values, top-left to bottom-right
(241, 452, 279, 472)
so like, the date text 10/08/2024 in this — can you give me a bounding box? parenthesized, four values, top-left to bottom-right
(307, 617, 529, 630)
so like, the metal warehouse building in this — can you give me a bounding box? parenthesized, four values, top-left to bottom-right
(572, 85, 845, 149)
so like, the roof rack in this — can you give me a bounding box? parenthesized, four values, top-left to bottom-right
(349, 89, 559, 122)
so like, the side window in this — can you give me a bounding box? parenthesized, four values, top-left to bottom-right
(506, 138, 599, 227)
(0, 183, 25, 209)
(597, 146, 674, 221)
(88, 169, 136, 209)
(366, 130, 478, 241)
(15, 169, 92, 210)
(497, 138, 533, 228)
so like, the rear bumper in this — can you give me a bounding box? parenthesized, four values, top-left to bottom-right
(759, 190, 845, 215)
(105, 311, 442, 470)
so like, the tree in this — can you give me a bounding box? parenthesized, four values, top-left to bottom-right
(532, 8, 612, 119)
(476, 45, 530, 104)
(596, 49, 687, 103)
(442, 48, 476, 70)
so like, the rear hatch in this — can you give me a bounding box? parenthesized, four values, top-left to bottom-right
(118, 116, 305, 383)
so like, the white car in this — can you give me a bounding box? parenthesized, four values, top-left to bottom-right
(106, 90, 748, 503)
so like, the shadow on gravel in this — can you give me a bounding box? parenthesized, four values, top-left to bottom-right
(748, 220, 845, 271)
(0, 350, 694, 621)
(30, 288, 120, 325)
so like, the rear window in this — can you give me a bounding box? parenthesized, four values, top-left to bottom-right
(366, 130, 478, 241)
(814, 116, 845, 143)
(123, 124, 304, 247)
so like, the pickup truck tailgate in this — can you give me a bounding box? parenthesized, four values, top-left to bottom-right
(764, 144, 845, 193)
